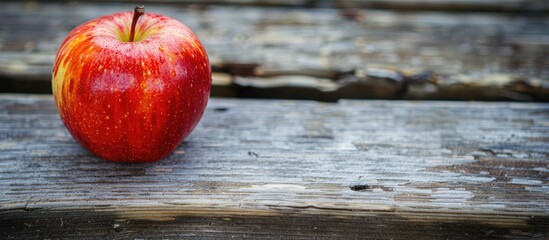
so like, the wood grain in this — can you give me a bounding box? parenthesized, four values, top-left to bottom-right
(0, 2, 547, 101)
(0, 94, 548, 239)
(39, 0, 549, 12)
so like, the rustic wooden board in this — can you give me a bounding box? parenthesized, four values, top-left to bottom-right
(0, 94, 548, 239)
(1, 2, 548, 101)
(44, 0, 549, 12)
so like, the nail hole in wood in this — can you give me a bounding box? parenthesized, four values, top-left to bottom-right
(214, 107, 229, 112)
(248, 151, 259, 158)
(113, 224, 122, 232)
(350, 184, 370, 191)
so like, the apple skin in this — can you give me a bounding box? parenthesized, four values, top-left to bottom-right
(52, 11, 211, 162)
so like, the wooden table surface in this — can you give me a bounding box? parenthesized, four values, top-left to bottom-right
(0, 94, 548, 239)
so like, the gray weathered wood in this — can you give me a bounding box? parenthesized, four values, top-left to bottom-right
(0, 94, 548, 239)
(1, 2, 548, 101)
(32, 0, 549, 12)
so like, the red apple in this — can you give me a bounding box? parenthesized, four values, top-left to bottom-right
(52, 6, 211, 162)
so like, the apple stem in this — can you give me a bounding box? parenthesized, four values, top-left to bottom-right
(129, 5, 145, 42)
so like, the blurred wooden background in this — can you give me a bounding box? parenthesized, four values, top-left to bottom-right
(0, 0, 548, 101)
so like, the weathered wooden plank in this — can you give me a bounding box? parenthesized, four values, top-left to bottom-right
(333, 0, 549, 12)
(0, 2, 548, 101)
(0, 94, 548, 239)
(30, 0, 549, 12)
